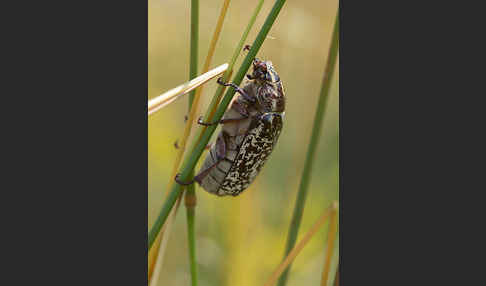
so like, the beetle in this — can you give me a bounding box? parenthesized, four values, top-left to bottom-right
(175, 58, 285, 196)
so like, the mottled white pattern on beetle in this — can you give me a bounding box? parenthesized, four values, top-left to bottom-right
(219, 122, 275, 195)
(199, 114, 282, 196)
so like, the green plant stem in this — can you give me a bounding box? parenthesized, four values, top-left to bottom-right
(187, 0, 198, 285)
(189, 0, 198, 107)
(201, 0, 265, 123)
(277, 12, 339, 286)
(148, 0, 287, 250)
(185, 187, 197, 286)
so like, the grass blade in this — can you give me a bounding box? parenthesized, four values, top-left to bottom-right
(186, 0, 200, 284)
(148, 0, 288, 250)
(277, 12, 339, 286)
(148, 198, 183, 286)
(185, 188, 197, 285)
(188, 0, 199, 106)
(320, 203, 338, 286)
(333, 265, 339, 286)
(263, 203, 337, 286)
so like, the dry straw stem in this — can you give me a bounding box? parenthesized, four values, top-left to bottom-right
(190, 0, 231, 110)
(147, 230, 162, 279)
(147, 63, 228, 116)
(148, 197, 183, 280)
(148, 197, 183, 286)
(263, 202, 338, 286)
(333, 265, 339, 286)
(320, 203, 338, 286)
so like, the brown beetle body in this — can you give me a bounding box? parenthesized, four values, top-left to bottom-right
(176, 59, 285, 196)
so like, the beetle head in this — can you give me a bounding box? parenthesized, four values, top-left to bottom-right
(248, 59, 285, 113)
(247, 59, 280, 84)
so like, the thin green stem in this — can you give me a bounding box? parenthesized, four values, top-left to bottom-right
(148, 0, 287, 250)
(185, 187, 197, 286)
(189, 0, 198, 106)
(201, 0, 265, 123)
(187, 0, 198, 285)
(277, 12, 339, 286)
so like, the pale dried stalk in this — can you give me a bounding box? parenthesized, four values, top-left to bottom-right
(333, 266, 339, 286)
(147, 231, 162, 278)
(263, 203, 336, 286)
(320, 202, 338, 286)
(149, 196, 183, 286)
(148, 63, 228, 115)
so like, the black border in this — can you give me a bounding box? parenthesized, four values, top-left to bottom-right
(5, 0, 475, 283)
(5, 0, 148, 283)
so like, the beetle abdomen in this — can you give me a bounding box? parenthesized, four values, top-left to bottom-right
(198, 132, 233, 194)
(211, 113, 283, 196)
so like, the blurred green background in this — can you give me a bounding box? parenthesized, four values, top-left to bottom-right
(149, 0, 339, 285)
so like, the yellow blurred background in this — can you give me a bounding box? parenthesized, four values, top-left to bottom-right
(149, 0, 339, 285)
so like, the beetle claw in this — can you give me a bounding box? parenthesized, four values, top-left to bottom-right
(197, 116, 215, 126)
(175, 174, 195, 186)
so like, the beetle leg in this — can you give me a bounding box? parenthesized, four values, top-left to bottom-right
(175, 158, 222, 185)
(175, 158, 223, 186)
(215, 133, 227, 159)
(174, 139, 210, 150)
(217, 77, 256, 103)
(197, 115, 248, 126)
(197, 99, 251, 126)
(231, 100, 250, 117)
(174, 173, 194, 185)
(174, 135, 227, 186)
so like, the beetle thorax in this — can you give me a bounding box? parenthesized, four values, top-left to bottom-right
(255, 82, 285, 113)
(249, 60, 285, 113)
